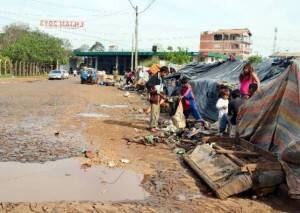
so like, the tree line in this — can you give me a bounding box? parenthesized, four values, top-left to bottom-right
(0, 24, 71, 65)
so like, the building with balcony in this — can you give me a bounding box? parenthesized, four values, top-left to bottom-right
(199, 29, 252, 62)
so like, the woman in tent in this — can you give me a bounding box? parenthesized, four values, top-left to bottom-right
(239, 63, 260, 99)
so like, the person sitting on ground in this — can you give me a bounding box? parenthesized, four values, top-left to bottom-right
(216, 88, 230, 133)
(146, 66, 169, 132)
(248, 83, 258, 98)
(180, 77, 204, 125)
(239, 63, 260, 99)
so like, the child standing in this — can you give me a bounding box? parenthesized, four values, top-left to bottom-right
(180, 77, 204, 123)
(216, 88, 230, 133)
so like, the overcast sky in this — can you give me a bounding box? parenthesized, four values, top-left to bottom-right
(1, 0, 299, 56)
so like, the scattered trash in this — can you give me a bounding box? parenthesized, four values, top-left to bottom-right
(120, 159, 130, 164)
(98, 104, 128, 109)
(108, 160, 116, 168)
(145, 135, 155, 144)
(176, 194, 186, 201)
(83, 150, 94, 159)
(161, 121, 178, 133)
(172, 101, 186, 129)
(54, 131, 59, 136)
(174, 148, 186, 155)
(77, 112, 110, 118)
(123, 92, 130, 97)
(80, 163, 92, 170)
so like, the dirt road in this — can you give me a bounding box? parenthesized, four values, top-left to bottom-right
(0, 77, 298, 212)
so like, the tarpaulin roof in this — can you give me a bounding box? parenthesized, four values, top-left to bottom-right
(237, 61, 300, 199)
(238, 62, 300, 153)
(165, 59, 288, 121)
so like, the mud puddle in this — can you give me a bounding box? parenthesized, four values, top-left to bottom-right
(0, 158, 149, 202)
(77, 112, 110, 118)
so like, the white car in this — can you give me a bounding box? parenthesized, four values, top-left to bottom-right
(48, 70, 64, 80)
(62, 70, 69, 79)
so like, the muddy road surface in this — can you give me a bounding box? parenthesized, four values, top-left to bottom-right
(0, 77, 299, 212)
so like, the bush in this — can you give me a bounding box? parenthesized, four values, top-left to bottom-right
(164, 47, 192, 65)
(140, 56, 160, 67)
(248, 55, 263, 64)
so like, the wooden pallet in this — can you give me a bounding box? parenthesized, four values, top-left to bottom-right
(183, 137, 284, 199)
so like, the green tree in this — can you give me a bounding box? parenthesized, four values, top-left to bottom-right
(164, 47, 192, 65)
(0, 24, 29, 50)
(0, 24, 71, 65)
(248, 55, 263, 64)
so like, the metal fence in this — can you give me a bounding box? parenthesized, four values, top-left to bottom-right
(0, 60, 53, 77)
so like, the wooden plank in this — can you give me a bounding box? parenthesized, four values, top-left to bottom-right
(212, 144, 245, 167)
(187, 128, 203, 138)
(201, 136, 233, 144)
(180, 139, 197, 145)
(238, 138, 278, 161)
(241, 162, 282, 172)
(215, 150, 260, 157)
(201, 136, 278, 161)
(183, 154, 219, 195)
(183, 144, 253, 199)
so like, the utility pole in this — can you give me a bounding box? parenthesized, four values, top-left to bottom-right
(131, 34, 134, 71)
(128, 0, 156, 71)
(134, 6, 139, 70)
(273, 27, 278, 54)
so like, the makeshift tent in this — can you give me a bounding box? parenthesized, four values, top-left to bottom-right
(238, 61, 300, 199)
(165, 59, 288, 121)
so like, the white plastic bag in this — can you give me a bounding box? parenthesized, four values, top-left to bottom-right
(172, 101, 186, 129)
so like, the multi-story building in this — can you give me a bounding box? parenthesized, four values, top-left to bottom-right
(199, 29, 252, 62)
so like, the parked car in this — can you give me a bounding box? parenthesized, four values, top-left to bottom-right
(48, 70, 64, 80)
(80, 68, 98, 84)
(62, 70, 69, 79)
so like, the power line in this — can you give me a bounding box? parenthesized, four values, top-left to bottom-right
(140, 0, 156, 14)
(128, 0, 135, 9)
(128, 0, 156, 70)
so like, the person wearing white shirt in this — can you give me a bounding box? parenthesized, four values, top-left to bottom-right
(216, 88, 230, 133)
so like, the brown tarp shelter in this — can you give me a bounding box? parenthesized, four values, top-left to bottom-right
(238, 61, 300, 199)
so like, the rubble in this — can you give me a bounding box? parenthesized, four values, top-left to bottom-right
(120, 159, 130, 164)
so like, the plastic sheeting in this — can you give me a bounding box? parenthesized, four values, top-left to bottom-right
(165, 59, 288, 121)
(238, 61, 300, 199)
